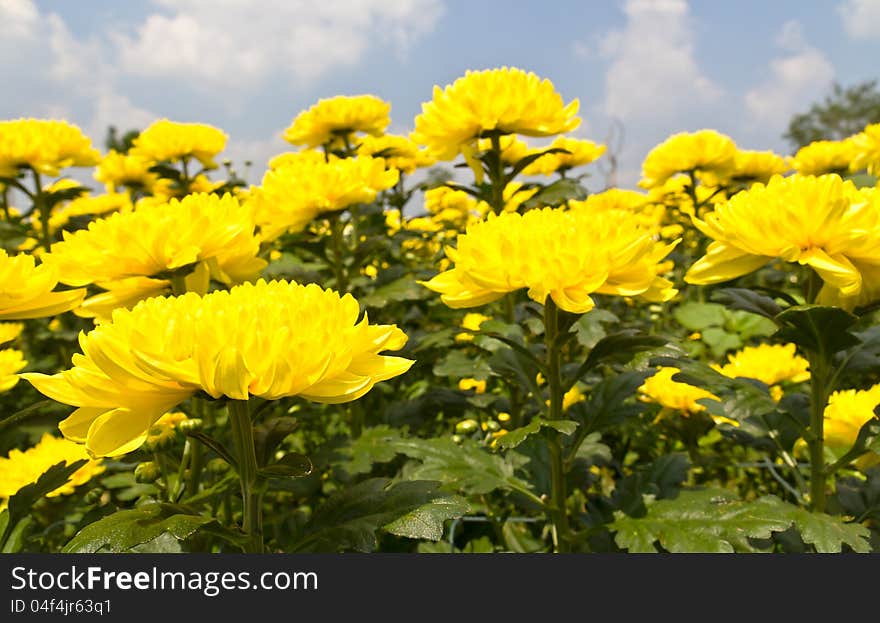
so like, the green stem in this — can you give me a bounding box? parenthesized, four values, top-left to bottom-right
(228, 400, 264, 553)
(329, 213, 348, 293)
(32, 170, 52, 252)
(186, 398, 205, 497)
(807, 353, 830, 513)
(543, 297, 571, 553)
(1, 187, 9, 220)
(489, 134, 505, 214)
(804, 268, 823, 305)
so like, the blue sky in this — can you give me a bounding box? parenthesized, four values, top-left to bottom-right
(3, 0, 880, 187)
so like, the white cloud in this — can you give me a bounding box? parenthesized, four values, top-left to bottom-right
(599, 0, 721, 122)
(839, 0, 880, 39)
(0, 0, 38, 40)
(744, 20, 834, 129)
(114, 0, 444, 87)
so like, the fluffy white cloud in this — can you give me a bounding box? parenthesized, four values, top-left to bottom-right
(599, 0, 721, 122)
(744, 20, 834, 129)
(114, 0, 445, 86)
(838, 0, 880, 39)
(0, 0, 38, 40)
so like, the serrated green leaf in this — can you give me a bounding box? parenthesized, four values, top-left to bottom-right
(673, 302, 726, 331)
(573, 330, 667, 383)
(494, 418, 578, 450)
(521, 178, 588, 208)
(293, 478, 468, 552)
(711, 288, 784, 321)
(362, 276, 429, 308)
(611, 488, 870, 553)
(775, 305, 860, 355)
(384, 494, 470, 541)
(258, 452, 313, 479)
(433, 350, 491, 380)
(62, 503, 233, 553)
(337, 425, 404, 475)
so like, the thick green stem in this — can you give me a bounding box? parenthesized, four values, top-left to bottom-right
(31, 170, 52, 252)
(807, 353, 830, 513)
(186, 398, 205, 497)
(329, 213, 348, 293)
(544, 297, 571, 552)
(228, 400, 264, 553)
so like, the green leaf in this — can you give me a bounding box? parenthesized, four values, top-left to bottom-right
(506, 147, 570, 182)
(611, 488, 870, 553)
(700, 327, 742, 358)
(293, 478, 468, 552)
(572, 330, 668, 383)
(775, 305, 860, 355)
(1, 460, 87, 549)
(711, 288, 784, 321)
(574, 309, 618, 348)
(62, 503, 235, 553)
(258, 453, 313, 480)
(494, 418, 578, 450)
(337, 425, 404, 475)
(568, 371, 653, 433)
(487, 347, 544, 400)
(521, 178, 588, 208)
(253, 417, 298, 466)
(434, 350, 491, 380)
(362, 276, 430, 308)
(392, 437, 534, 496)
(673, 302, 726, 331)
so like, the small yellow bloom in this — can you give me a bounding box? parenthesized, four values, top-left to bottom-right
(704, 149, 789, 185)
(144, 411, 189, 450)
(639, 367, 720, 416)
(356, 133, 435, 174)
(411, 67, 580, 160)
(94, 150, 159, 193)
(639, 129, 737, 189)
(521, 136, 606, 176)
(459, 378, 487, 394)
(24, 280, 413, 457)
(0, 432, 104, 500)
(824, 384, 880, 457)
(791, 139, 855, 175)
(0, 322, 23, 346)
(850, 123, 880, 176)
(129, 119, 227, 169)
(421, 207, 677, 314)
(0, 250, 85, 320)
(497, 412, 511, 423)
(0, 119, 99, 177)
(713, 343, 810, 386)
(283, 95, 391, 149)
(0, 348, 26, 392)
(562, 385, 586, 411)
(249, 155, 399, 240)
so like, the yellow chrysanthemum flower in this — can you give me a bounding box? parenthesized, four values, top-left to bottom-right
(0, 348, 26, 392)
(458, 378, 487, 394)
(423, 186, 484, 227)
(0, 433, 104, 500)
(476, 135, 532, 165)
(711, 149, 790, 185)
(0, 322, 23, 346)
(411, 67, 581, 160)
(521, 137, 606, 176)
(0, 119, 100, 177)
(824, 384, 880, 455)
(144, 411, 189, 450)
(791, 139, 855, 176)
(568, 189, 666, 234)
(684, 174, 880, 308)
(24, 280, 413, 457)
(421, 206, 678, 314)
(639, 129, 737, 189)
(850, 123, 880, 176)
(0, 250, 85, 320)
(94, 149, 160, 193)
(356, 134, 435, 174)
(455, 312, 491, 343)
(562, 384, 586, 411)
(283, 95, 391, 149)
(129, 119, 227, 169)
(639, 367, 720, 415)
(713, 343, 809, 390)
(42, 193, 266, 319)
(31, 192, 133, 238)
(249, 155, 399, 241)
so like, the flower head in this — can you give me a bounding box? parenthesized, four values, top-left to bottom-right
(0, 349, 26, 392)
(249, 155, 398, 240)
(421, 206, 678, 314)
(850, 123, 880, 176)
(24, 280, 413, 456)
(455, 312, 491, 343)
(283, 95, 391, 148)
(356, 134, 435, 174)
(639, 130, 737, 189)
(721, 149, 790, 184)
(0, 119, 99, 177)
(0, 250, 85, 320)
(713, 343, 810, 387)
(94, 150, 160, 193)
(411, 67, 580, 160)
(0, 433, 104, 500)
(684, 174, 880, 307)
(824, 384, 880, 452)
(639, 367, 719, 415)
(130, 119, 227, 169)
(791, 139, 855, 175)
(0, 322, 23, 346)
(521, 137, 606, 176)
